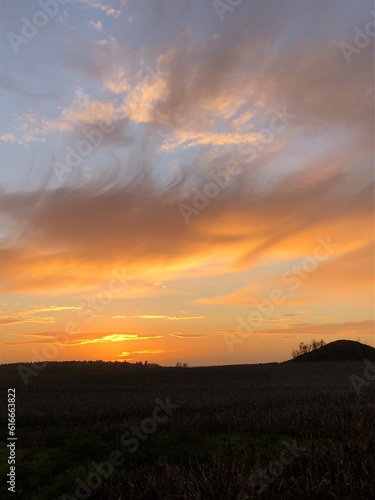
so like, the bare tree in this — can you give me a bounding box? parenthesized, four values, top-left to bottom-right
(291, 339, 326, 358)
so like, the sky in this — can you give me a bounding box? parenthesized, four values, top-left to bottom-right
(0, 0, 374, 366)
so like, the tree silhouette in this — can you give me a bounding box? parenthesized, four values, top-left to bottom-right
(291, 339, 326, 358)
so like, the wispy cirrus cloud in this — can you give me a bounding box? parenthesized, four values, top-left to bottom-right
(10, 89, 119, 143)
(195, 320, 374, 339)
(159, 131, 264, 152)
(0, 144, 372, 296)
(170, 332, 213, 339)
(255, 320, 375, 338)
(117, 349, 180, 358)
(113, 314, 206, 321)
(67, 333, 164, 346)
(0, 332, 163, 347)
(0, 306, 81, 325)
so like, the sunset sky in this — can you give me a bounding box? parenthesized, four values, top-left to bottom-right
(0, 0, 374, 366)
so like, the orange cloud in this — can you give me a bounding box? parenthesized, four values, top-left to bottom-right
(0, 306, 80, 325)
(0, 149, 372, 298)
(258, 320, 374, 338)
(117, 349, 180, 357)
(113, 314, 206, 321)
(0, 332, 164, 347)
(160, 131, 263, 151)
(210, 320, 374, 338)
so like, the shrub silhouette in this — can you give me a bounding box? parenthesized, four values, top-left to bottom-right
(291, 339, 326, 358)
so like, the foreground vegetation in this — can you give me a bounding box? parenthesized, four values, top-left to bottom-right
(0, 360, 374, 499)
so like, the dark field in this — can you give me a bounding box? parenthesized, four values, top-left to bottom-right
(0, 361, 374, 499)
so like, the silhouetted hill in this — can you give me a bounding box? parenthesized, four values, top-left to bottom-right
(289, 340, 375, 362)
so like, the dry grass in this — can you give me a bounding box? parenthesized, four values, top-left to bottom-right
(0, 361, 374, 499)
